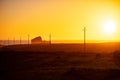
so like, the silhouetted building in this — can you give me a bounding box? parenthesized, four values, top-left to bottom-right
(31, 36, 42, 44)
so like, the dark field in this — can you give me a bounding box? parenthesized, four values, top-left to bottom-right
(1, 44, 120, 80)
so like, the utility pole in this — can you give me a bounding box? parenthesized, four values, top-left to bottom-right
(49, 33, 51, 45)
(28, 34, 30, 45)
(83, 27, 86, 53)
(20, 36, 21, 45)
(13, 37, 15, 45)
(8, 38, 9, 45)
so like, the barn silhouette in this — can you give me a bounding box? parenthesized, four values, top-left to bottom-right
(31, 36, 50, 44)
(31, 36, 42, 44)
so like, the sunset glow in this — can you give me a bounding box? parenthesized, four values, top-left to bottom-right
(0, 0, 120, 42)
(103, 20, 117, 35)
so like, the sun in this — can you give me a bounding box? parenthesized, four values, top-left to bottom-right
(103, 20, 116, 35)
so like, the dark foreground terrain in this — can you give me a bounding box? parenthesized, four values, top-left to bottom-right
(1, 44, 120, 80)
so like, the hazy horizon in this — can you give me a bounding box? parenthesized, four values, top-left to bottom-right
(1, 39, 120, 45)
(1, 0, 120, 41)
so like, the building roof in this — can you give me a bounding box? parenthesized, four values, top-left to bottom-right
(31, 36, 42, 42)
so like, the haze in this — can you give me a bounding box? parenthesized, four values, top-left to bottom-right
(0, 0, 120, 42)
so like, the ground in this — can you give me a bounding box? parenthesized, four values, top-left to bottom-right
(0, 44, 120, 80)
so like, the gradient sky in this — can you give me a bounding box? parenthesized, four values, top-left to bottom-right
(0, 0, 120, 41)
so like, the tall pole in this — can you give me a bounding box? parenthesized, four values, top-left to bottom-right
(49, 33, 51, 45)
(28, 34, 30, 45)
(20, 36, 21, 45)
(84, 27, 86, 53)
(8, 38, 9, 45)
(13, 37, 15, 45)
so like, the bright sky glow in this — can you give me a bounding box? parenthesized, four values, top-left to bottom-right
(0, 0, 120, 42)
(103, 20, 117, 35)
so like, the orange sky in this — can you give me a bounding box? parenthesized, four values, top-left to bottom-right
(0, 0, 120, 42)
